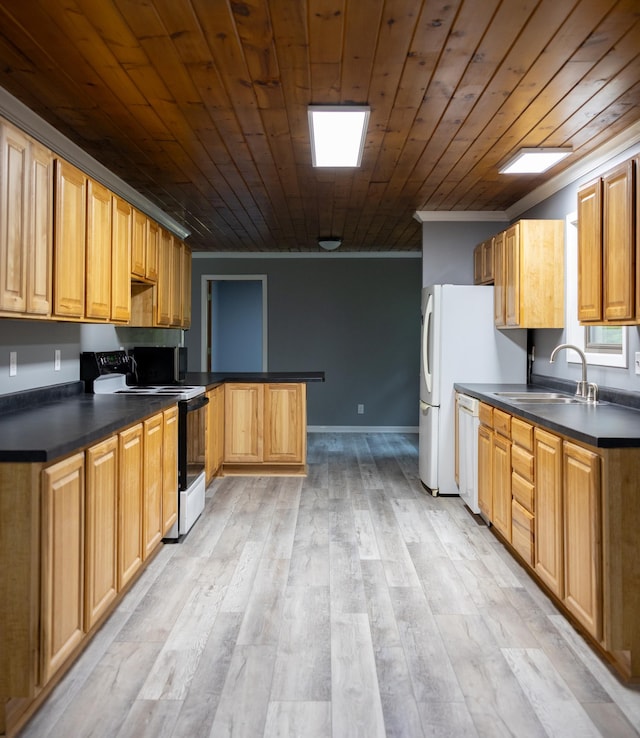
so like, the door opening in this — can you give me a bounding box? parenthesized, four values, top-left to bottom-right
(201, 276, 267, 372)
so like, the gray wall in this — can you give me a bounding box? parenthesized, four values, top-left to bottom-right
(189, 256, 422, 428)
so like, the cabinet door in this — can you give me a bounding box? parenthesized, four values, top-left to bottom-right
(156, 227, 172, 326)
(534, 428, 564, 597)
(473, 244, 482, 284)
(41, 452, 85, 684)
(111, 196, 132, 322)
(478, 423, 493, 520)
(577, 179, 603, 322)
(493, 230, 505, 325)
(504, 224, 519, 326)
(603, 161, 634, 321)
(264, 383, 306, 463)
(481, 238, 494, 284)
(143, 413, 164, 559)
(224, 383, 264, 463)
(85, 437, 118, 630)
(53, 159, 87, 318)
(85, 179, 112, 320)
(491, 432, 511, 541)
(181, 242, 192, 328)
(563, 441, 602, 640)
(118, 424, 143, 589)
(146, 218, 159, 282)
(162, 406, 178, 534)
(0, 121, 29, 313)
(28, 140, 53, 316)
(131, 207, 147, 280)
(171, 236, 182, 326)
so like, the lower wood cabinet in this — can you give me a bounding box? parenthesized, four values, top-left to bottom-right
(40, 452, 85, 685)
(85, 436, 118, 631)
(205, 385, 224, 482)
(491, 430, 511, 542)
(0, 406, 178, 730)
(222, 382, 306, 474)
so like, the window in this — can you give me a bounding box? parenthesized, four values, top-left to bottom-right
(565, 213, 627, 368)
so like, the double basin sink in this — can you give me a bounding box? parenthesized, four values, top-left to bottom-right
(494, 391, 604, 406)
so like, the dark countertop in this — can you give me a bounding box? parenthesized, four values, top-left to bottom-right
(185, 371, 325, 388)
(455, 382, 640, 448)
(0, 371, 325, 464)
(0, 392, 179, 463)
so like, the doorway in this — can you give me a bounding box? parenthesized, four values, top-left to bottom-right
(201, 275, 268, 372)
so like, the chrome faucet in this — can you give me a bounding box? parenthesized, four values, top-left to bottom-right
(549, 343, 597, 401)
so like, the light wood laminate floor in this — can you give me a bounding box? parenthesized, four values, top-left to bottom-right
(19, 433, 640, 738)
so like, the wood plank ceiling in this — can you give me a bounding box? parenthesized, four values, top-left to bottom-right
(0, 0, 638, 252)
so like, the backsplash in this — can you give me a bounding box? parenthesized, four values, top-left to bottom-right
(0, 320, 183, 396)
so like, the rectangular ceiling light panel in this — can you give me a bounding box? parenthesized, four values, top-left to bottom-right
(499, 147, 572, 174)
(308, 105, 370, 167)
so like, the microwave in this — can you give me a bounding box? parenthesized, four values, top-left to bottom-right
(131, 346, 187, 385)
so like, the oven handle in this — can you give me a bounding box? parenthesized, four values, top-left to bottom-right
(183, 394, 209, 413)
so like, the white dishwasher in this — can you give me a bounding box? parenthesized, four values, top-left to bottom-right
(457, 393, 480, 514)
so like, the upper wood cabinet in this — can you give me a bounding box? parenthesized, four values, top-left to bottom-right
(156, 227, 172, 326)
(494, 220, 564, 328)
(0, 119, 53, 318)
(111, 196, 132, 323)
(85, 179, 112, 321)
(181, 241, 192, 328)
(131, 208, 158, 284)
(473, 237, 494, 285)
(53, 159, 87, 319)
(578, 159, 636, 324)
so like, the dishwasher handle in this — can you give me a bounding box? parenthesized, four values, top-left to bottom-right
(457, 392, 479, 415)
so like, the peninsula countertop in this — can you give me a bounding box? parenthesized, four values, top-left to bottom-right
(455, 382, 640, 448)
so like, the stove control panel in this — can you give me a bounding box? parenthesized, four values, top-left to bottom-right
(80, 350, 134, 391)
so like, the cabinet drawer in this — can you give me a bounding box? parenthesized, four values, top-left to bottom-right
(512, 469, 534, 513)
(511, 417, 534, 451)
(493, 408, 511, 438)
(479, 402, 493, 426)
(512, 500, 534, 567)
(512, 445, 534, 483)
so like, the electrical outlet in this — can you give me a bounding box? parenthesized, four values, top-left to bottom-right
(9, 351, 17, 376)
(635, 352, 640, 375)
(55, 349, 61, 371)
(357, 404, 364, 414)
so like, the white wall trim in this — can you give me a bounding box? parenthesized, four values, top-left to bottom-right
(413, 210, 508, 222)
(192, 251, 421, 259)
(0, 86, 190, 240)
(308, 426, 419, 433)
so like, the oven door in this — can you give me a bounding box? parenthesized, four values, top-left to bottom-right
(178, 393, 209, 491)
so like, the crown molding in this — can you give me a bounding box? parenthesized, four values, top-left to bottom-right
(192, 250, 421, 259)
(413, 210, 508, 223)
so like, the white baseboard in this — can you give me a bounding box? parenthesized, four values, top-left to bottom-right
(307, 426, 418, 433)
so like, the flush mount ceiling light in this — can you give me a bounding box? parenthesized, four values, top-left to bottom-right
(308, 105, 370, 167)
(318, 237, 342, 251)
(499, 147, 572, 174)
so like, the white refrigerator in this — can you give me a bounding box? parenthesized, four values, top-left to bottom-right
(419, 284, 527, 497)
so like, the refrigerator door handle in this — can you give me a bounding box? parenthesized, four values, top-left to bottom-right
(419, 399, 430, 411)
(422, 293, 433, 394)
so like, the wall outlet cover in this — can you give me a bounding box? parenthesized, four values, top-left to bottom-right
(635, 352, 640, 375)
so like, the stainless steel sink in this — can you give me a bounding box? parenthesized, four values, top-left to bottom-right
(494, 391, 605, 406)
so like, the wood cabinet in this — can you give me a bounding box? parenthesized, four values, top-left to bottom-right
(53, 159, 87, 319)
(491, 418, 511, 542)
(534, 428, 564, 597)
(563, 441, 602, 639)
(206, 385, 225, 482)
(40, 452, 85, 685)
(473, 237, 494, 284)
(170, 235, 182, 327)
(181, 241, 192, 328)
(0, 120, 52, 318)
(85, 179, 112, 321)
(511, 418, 535, 567)
(578, 159, 636, 324)
(131, 207, 158, 284)
(156, 228, 172, 326)
(162, 406, 179, 534)
(223, 383, 307, 474)
(477, 420, 493, 521)
(493, 220, 564, 328)
(84, 436, 118, 631)
(111, 196, 132, 323)
(118, 424, 144, 590)
(143, 413, 164, 559)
